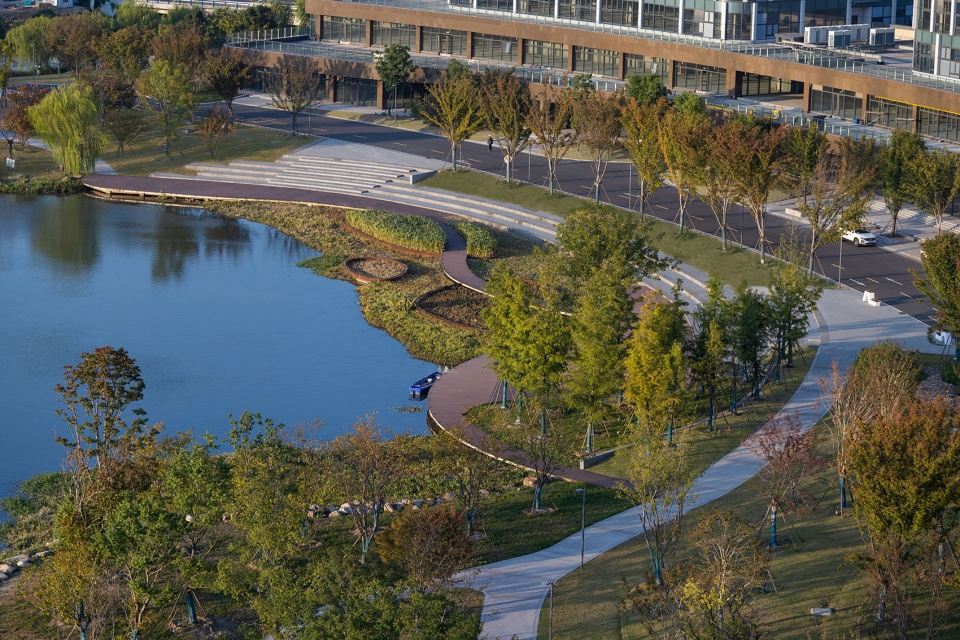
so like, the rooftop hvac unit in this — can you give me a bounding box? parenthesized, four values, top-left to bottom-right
(869, 28, 895, 46)
(828, 30, 851, 48)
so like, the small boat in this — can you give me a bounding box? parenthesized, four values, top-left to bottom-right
(409, 371, 443, 399)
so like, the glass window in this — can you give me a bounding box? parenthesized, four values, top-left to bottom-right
(573, 46, 620, 76)
(919, 107, 960, 142)
(519, 0, 554, 15)
(625, 54, 669, 82)
(809, 86, 862, 119)
(673, 61, 725, 93)
(421, 27, 468, 55)
(371, 22, 416, 48)
(474, 33, 518, 62)
(600, 0, 638, 26)
(523, 39, 568, 69)
(683, 8, 720, 37)
(867, 96, 915, 130)
(739, 73, 794, 95)
(478, 0, 514, 10)
(642, 2, 680, 31)
(559, 0, 597, 20)
(321, 16, 366, 44)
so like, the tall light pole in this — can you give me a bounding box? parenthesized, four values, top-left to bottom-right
(541, 581, 555, 639)
(576, 487, 586, 569)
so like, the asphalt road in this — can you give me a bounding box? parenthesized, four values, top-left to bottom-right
(230, 101, 938, 328)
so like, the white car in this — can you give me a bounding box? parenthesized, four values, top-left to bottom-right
(841, 228, 877, 246)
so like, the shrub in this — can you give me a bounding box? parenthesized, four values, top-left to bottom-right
(345, 209, 445, 254)
(456, 222, 497, 258)
(0, 177, 84, 195)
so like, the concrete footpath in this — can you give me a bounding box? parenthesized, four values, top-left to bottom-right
(469, 286, 942, 640)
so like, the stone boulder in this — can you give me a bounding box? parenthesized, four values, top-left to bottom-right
(0, 564, 16, 575)
(327, 510, 342, 519)
(522, 476, 539, 488)
(339, 503, 354, 515)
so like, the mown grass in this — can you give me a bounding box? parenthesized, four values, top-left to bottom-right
(205, 200, 481, 366)
(2, 144, 65, 181)
(420, 171, 777, 288)
(538, 423, 960, 640)
(104, 123, 310, 176)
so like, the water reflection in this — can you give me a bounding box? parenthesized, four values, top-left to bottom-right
(203, 215, 252, 260)
(30, 199, 100, 276)
(150, 212, 201, 282)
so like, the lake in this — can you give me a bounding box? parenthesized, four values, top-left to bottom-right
(0, 195, 434, 494)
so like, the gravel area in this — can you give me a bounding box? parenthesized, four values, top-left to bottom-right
(417, 285, 490, 331)
(344, 257, 407, 280)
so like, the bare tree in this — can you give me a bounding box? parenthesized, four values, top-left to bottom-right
(267, 55, 325, 135)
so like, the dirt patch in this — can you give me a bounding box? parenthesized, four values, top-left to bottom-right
(415, 285, 490, 332)
(343, 257, 407, 283)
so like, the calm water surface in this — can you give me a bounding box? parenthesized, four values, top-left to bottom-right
(0, 196, 433, 493)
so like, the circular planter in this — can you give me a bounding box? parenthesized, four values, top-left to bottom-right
(413, 284, 490, 332)
(341, 257, 408, 284)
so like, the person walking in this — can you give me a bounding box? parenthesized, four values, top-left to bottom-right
(488, 135, 494, 151)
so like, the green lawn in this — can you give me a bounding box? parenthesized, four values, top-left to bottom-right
(3, 144, 63, 180)
(539, 424, 960, 639)
(103, 123, 312, 176)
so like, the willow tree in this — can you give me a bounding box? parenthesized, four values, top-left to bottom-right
(29, 84, 106, 176)
(526, 90, 576, 194)
(621, 97, 667, 221)
(480, 72, 531, 183)
(420, 73, 484, 171)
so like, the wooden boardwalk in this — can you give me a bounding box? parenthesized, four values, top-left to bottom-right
(83, 173, 617, 487)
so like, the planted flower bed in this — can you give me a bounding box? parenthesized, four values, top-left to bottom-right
(414, 285, 490, 332)
(342, 257, 408, 283)
(456, 222, 498, 258)
(345, 209, 446, 254)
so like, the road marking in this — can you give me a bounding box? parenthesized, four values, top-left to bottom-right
(656, 204, 668, 210)
(430, 149, 443, 154)
(850, 279, 866, 286)
(866, 277, 879, 283)
(617, 193, 629, 199)
(355, 135, 368, 139)
(831, 264, 841, 271)
(899, 292, 914, 299)
(886, 277, 903, 285)
(393, 142, 406, 146)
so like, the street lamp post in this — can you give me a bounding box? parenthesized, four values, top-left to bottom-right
(576, 487, 586, 569)
(542, 581, 555, 639)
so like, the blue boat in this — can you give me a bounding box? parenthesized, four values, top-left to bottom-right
(409, 371, 443, 399)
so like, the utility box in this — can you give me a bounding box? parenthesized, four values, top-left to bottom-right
(828, 30, 851, 48)
(869, 28, 895, 46)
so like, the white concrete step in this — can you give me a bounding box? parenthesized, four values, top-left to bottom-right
(380, 184, 563, 228)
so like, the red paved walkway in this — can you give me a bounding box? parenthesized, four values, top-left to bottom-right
(83, 173, 617, 487)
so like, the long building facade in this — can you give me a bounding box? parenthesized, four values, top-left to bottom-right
(234, 0, 960, 143)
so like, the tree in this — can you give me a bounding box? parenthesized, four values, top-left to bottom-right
(566, 257, 635, 452)
(690, 279, 730, 431)
(0, 41, 15, 106)
(745, 412, 821, 549)
(377, 505, 474, 591)
(677, 510, 769, 639)
(617, 427, 696, 587)
(846, 398, 960, 637)
(431, 427, 503, 536)
(782, 121, 828, 207)
(194, 105, 237, 159)
(205, 46, 255, 114)
(151, 24, 206, 86)
(86, 74, 137, 111)
(30, 84, 106, 176)
(554, 204, 666, 288)
(621, 97, 667, 221)
(912, 233, 960, 360)
(573, 89, 623, 204)
(374, 44, 416, 117)
(480, 71, 531, 184)
(101, 108, 150, 155)
(54, 347, 148, 473)
(5, 15, 53, 72)
(698, 118, 742, 249)
(624, 290, 688, 441)
(526, 89, 576, 194)
(879, 130, 925, 238)
(626, 73, 668, 106)
(327, 418, 403, 562)
(1, 84, 49, 156)
(908, 147, 960, 235)
(728, 284, 772, 403)
(419, 73, 483, 170)
(671, 91, 707, 117)
(114, 0, 162, 32)
(796, 137, 879, 277)
(767, 238, 822, 377)
(137, 60, 197, 157)
(42, 12, 105, 79)
(97, 26, 153, 84)
(658, 106, 711, 234)
(728, 120, 787, 264)
(266, 55, 325, 135)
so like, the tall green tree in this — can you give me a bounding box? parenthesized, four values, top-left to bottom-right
(690, 278, 729, 431)
(374, 44, 416, 117)
(42, 12, 105, 79)
(913, 233, 960, 360)
(907, 147, 960, 235)
(114, 0, 162, 32)
(658, 106, 711, 234)
(782, 121, 828, 207)
(879, 130, 925, 238)
(526, 89, 576, 194)
(728, 284, 772, 402)
(699, 118, 741, 249)
(625, 73, 668, 106)
(419, 73, 483, 171)
(137, 60, 197, 156)
(5, 15, 52, 72)
(97, 26, 153, 84)
(480, 71, 531, 184)
(621, 97, 667, 222)
(29, 84, 107, 176)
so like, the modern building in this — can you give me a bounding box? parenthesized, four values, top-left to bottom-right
(230, 0, 960, 143)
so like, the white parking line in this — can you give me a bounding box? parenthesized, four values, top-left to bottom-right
(900, 292, 913, 299)
(886, 277, 903, 285)
(850, 279, 866, 286)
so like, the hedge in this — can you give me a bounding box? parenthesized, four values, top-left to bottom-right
(0, 177, 84, 195)
(345, 209, 445, 254)
(456, 222, 497, 258)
